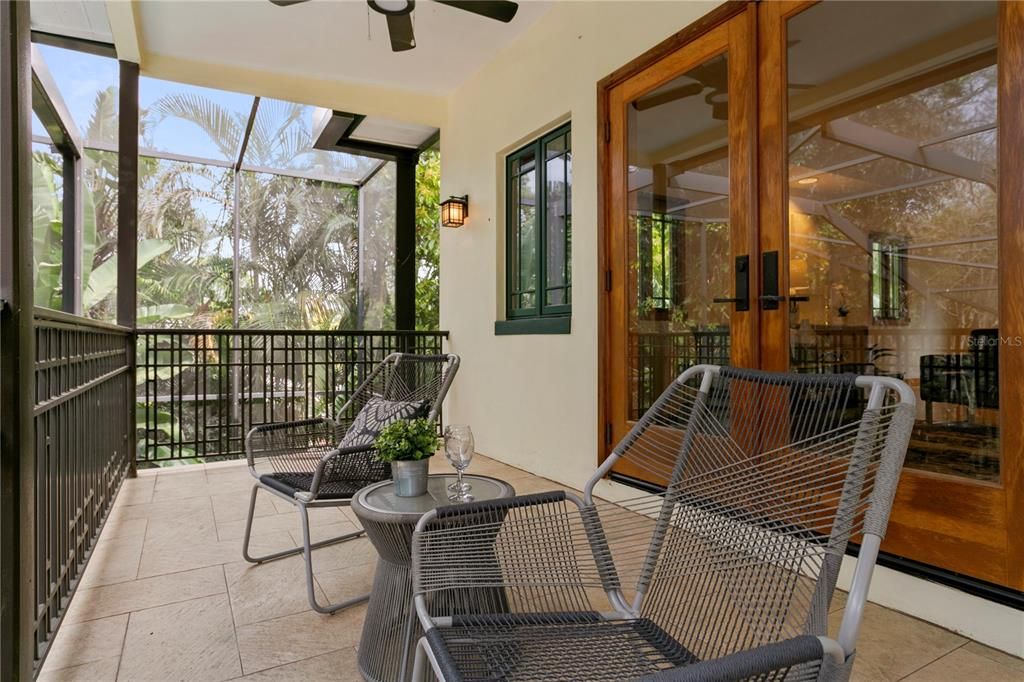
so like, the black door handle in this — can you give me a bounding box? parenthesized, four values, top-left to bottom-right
(762, 251, 781, 310)
(713, 255, 749, 311)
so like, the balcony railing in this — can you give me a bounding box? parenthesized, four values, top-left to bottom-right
(32, 309, 134, 662)
(135, 328, 449, 465)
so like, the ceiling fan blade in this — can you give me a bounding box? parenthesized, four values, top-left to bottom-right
(433, 1, 518, 22)
(632, 82, 704, 111)
(386, 13, 417, 51)
(269, 0, 311, 6)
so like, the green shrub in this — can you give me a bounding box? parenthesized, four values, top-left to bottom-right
(374, 418, 439, 463)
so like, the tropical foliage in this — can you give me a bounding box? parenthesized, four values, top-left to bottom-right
(32, 87, 441, 331)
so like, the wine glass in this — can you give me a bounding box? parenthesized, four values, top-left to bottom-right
(444, 425, 474, 502)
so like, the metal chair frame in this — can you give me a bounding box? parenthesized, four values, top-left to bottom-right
(409, 364, 915, 680)
(243, 352, 460, 614)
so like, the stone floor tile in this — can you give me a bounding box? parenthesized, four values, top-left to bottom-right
(64, 566, 226, 624)
(41, 614, 128, 672)
(78, 535, 144, 589)
(829, 603, 966, 681)
(224, 556, 330, 627)
(136, 530, 294, 579)
(285, 529, 375, 574)
(212, 491, 278, 525)
(37, 656, 120, 682)
(118, 594, 241, 682)
(115, 478, 155, 506)
(313, 561, 376, 607)
(236, 606, 366, 674)
(903, 645, 1022, 681)
(236, 647, 361, 681)
(217, 506, 348, 542)
(963, 641, 1024, 674)
(97, 517, 148, 542)
(145, 507, 220, 544)
(108, 493, 213, 523)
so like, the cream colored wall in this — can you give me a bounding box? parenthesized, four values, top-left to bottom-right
(439, 1, 724, 487)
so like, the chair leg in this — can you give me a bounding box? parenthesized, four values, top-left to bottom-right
(412, 637, 443, 682)
(411, 638, 427, 682)
(241, 484, 366, 565)
(298, 502, 371, 615)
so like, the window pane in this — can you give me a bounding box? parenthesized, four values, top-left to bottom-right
(237, 171, 359, 330)
(545, 135, 571, 307)
(627, 51, 732, 419)
(243, 98, 379, 185)
(81, 150, 119, 320)
(787, 0, 999, 482)
(32, 143, 63, 309)
(136, 158, 234, 328)
(141, 77, 255, 162)
(37, 44, 119, 147)
(360, 161, 397, 330)
(515, 166, 537, 311)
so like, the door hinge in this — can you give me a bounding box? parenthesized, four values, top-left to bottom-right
(605, 422, 613, 446)
(604, 270, 612, 292)
(604, 120, 611, 143)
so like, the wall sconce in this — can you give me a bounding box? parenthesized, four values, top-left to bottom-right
(440, 195, 469, 227)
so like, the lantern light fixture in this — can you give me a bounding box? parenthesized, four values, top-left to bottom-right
(440, 195, 469, 227)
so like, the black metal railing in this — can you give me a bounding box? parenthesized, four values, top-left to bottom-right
(32, 309, 133, 663)
(135, 328, 449, 465)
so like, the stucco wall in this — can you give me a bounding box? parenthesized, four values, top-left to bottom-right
(439, 1, 724, 486)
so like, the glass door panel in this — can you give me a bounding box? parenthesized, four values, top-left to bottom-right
(626, 56, 732, 420)
(785, 0, 999, 483)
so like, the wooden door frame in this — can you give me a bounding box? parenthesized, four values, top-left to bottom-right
(757, 0, 1022, 591)
(598, 0, 1024, 592)
(596, 0, 751, 464)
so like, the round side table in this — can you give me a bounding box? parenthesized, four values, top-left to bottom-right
(350, 474, 515, 682)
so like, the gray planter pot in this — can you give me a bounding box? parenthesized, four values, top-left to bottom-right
(391, 458, 430, 497)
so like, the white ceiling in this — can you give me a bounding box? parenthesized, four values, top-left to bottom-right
(137, 0, 552, 95)
(30, 0, 113, 43)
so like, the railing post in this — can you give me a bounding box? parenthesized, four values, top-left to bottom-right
(118, 60, 139, 476)
(0, 1, 37, 677)
(395, 151, 418, 332)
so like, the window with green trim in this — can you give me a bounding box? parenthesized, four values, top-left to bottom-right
(871, 236, 908, 322)
(506, 123, 571, 320)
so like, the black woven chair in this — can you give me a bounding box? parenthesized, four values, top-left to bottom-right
(243, 352, 459, 614)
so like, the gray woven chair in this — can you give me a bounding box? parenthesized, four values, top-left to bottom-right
(244, 352, 459, 614)
(410, 364, 915, 681)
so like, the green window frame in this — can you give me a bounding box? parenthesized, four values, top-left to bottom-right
(505, 122, 572, 322)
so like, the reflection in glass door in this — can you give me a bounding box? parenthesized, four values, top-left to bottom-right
(784, 1, 999, 482)
(626, 54, 733, 420)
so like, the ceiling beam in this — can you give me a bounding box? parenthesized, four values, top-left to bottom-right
(822, 117, 996, 188)
(105, 0, 142, 64)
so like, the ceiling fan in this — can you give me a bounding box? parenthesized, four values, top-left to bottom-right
(269, 0, 520, 52)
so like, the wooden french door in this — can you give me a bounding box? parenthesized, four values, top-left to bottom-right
(602, 0, 1024, 590)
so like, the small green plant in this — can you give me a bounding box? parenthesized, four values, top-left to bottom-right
(374, 418, 439, 463)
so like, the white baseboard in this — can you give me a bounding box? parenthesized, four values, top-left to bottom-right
(838, 555, 1024, 657)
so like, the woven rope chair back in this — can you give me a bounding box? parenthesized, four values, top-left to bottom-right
(334, 353, 456, 437)
(608, 366, 914, 663)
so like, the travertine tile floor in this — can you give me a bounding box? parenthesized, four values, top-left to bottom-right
(40, 455, 1024, 681)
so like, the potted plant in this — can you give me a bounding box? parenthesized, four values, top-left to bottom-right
(374, 418, 440, 497)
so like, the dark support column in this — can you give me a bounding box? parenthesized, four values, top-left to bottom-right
(61, 153, 83, 314)
(117, 60, 139, 477)
(116, 60, 139, 328)
(0, 1, 37, 679)
(394, 151, 418, 332)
